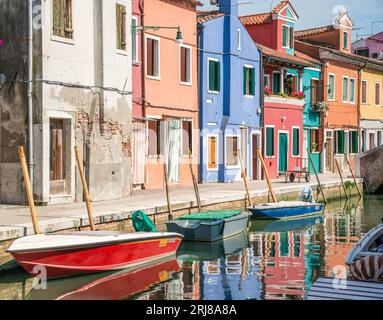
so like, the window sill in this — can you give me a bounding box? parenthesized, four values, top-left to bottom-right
(244, 95, 254, 99)
(51, 35, 75, 45)
(116, 49, 128, 56)
(225, 165, 241, 170)
(180, 81, 193, 87)
(147, 75, 161, 81)
(208, 90, 220, 95)
(207, 167, 219, 172)
(132, 61, 141, 66)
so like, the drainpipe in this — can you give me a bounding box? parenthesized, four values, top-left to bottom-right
(357, 61, 367, 155)
(27, 0, 34, 191)
(258, 46, 264, 129)
(139, 0, 145, 118)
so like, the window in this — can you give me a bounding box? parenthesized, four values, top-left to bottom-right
(328, 74, 335, 100)
(148, 120, 162, 156)
(376, 83, 381, 106)
(350, 78, 356, 103)
(146, 36, 160, 78)
(361, 80, 367, 104)
(264, 75, 270, 89)
(355, 49, 369, 57)
(378, 131, 382, 146)
(310, 129, 320, 152)
(342, 77, 349, 102)
(116, 3, 127, 50)
(266, 127, 275, 157)
(243, 66, 255, 96)
(208, 58, 220, 93)
(349, 131, 359, 154)
(237, 29, 241, 51)
(362, 130, 366, 153)
(180, 46, 191, 84)
(208, 136, 218, 170)
(53, 0, 73, 39)
(343, 31, 348, 49)
(182, 121, 192, 155)
(311, 79, 324, 104)
(292, 127, 300, 156)
(285, 74, 297, 95)
(132, 16, 138, 62)
(334, 130, 345, 154)
(273, 72, 281, 93)
(225, 136, 239, 167)
(282, 25, 290, 48)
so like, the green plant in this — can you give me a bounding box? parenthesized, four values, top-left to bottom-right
(313, 101, 329, 112)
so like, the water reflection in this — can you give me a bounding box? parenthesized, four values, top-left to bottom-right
(0, 196, 382, 300)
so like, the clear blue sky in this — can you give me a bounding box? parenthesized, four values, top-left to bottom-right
(198, 0, 383, 42)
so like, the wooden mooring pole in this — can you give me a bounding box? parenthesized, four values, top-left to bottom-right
(239, 150, 253, 208)
(164, 163, 174, 220)
(306, 148, 327, 204)
(18, 146, 41, 234)
(189, 161, 202, 212)
(335, 158, 350, 200)
(345, 155, 363, 198)
(74, 146, 96, 231)
(257, 149, 277, 203)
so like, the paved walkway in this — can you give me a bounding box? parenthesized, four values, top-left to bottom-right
(0, 173, 360, 241)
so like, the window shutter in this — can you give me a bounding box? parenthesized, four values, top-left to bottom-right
(216, 61, 221, 92)
(64, 0, 73, 38)
(181, 47, 186, 83)
(339, 131, 345, 154)
(266, 128, 274, 156)
(352, 131, 359, 153)
(243, 67, 247, 95)
(147, 38, 153, 76)
(121, 5, 127, 49)
(317, 80, 324, 102)
(293, 128, 299, 156)
(116, 5, 121, 49)
(251, 68, 255, 96)
(53, 0, 63, 36)
(310, 79, 315, 105)
(209, 137, 216, 168)
(208, 60, 215, 91)
(290, 27, 294, 49)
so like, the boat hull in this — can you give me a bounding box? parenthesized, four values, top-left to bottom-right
(9, 234, 182, 279)
(166, 212, 251, 242)
(250, 215, 324, 233)
(248, 202, 324, 220)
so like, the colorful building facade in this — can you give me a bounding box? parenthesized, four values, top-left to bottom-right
(240, 1, 321, 178)
(198, 0, 262, 183)
(296, 13, 363, 172)
(352, 31, 383, 60)
(132, 0, 199, 190)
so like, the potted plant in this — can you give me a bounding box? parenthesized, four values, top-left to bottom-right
(264, 87, 273, 96)
(291, 91, 306, 100)
(312, 101, 329, 112)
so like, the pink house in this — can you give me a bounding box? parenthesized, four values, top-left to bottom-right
(352, 32, 383, 60)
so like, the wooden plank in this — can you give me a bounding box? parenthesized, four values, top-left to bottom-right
(310, 286, 383, 299)
(316, 277, 383, 290)
(307, 291, 382, 300)
(313, 282, 383, 295)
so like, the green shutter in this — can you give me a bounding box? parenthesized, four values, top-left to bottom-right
(337, 130, 345, 154)
(208, 60, 215, 91)
(352, 131, 359, 153)
(243, 67, 247, 95)
(293, 128, 300, 156)
(251, 68, 255, 96)
(215, 61, 220, 92)
(266, 127, 274, 156)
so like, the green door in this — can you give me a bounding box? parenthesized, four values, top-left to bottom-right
(278, 133, 288, 173)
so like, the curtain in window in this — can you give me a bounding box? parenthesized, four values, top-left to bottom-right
(166, 119, 181, 183)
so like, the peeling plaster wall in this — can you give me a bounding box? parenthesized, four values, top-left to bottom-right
(0, 0, 132, 204)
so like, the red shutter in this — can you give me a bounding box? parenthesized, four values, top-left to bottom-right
(180, 47, 186, 82)
(147, 38, 153, 76)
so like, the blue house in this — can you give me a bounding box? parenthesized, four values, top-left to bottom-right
(197, 0, 262, 183)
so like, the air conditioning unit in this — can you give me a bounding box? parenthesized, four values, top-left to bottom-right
(372, 51, 383, 60)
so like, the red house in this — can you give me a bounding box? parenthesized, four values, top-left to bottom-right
(240, 1, 319, 179)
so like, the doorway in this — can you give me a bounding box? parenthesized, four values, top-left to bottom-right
(132, 121, 146, 189)
(278, 132, 288, 173)
(369, 132, 375, 150)
(252, 133, 260, 180)
(325, 131, 333, 173)
(240, 127, 248, 176)
(50, 119, 66, 195)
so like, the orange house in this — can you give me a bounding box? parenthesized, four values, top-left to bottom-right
(295, 12, 364, 172)
(133, 0, 199, 189)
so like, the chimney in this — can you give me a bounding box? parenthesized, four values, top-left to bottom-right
(218, 0, 238, 16)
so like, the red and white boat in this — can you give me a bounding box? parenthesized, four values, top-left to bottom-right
(7, 231, 183, 279)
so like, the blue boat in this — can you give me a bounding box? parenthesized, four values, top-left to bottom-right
(248, 201, 325, 220)
(250, 215, 324, 233)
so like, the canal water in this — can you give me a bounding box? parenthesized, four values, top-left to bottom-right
(1, 195, 382, 300)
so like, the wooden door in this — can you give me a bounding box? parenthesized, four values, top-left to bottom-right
(50, 119, 66, 194)
(278, 133, 288, 173)
(326, 138, 332, 172)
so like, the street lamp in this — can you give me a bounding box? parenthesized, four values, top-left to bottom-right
(132, 25, 183, 45)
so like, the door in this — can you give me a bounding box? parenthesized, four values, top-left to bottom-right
(167, 119, 181, 183)
(132, 121, 146, 188)
(278, 133, 288, 173)
(252, 134, 259, 180)
(50, 119, 66, 195)
(326, 137, 332, 172)
(369, 133, 375, 150)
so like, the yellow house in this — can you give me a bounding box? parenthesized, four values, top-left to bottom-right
(359, 63, 383, 152)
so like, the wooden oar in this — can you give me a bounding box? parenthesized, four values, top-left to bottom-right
(189, 161, 202, 212)
(307, 148, 327, 204)
(239, 149, 253, 207)
(257, 149, 277, 203)
(74, 146, 96, 231)
(335, 158, 350, 200)
(18, 146, 41, 234)
(164, 163, 174, 220)
(345, 155, 362, 198)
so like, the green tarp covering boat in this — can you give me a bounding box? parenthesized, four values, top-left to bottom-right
(177, 210, 242, 221)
